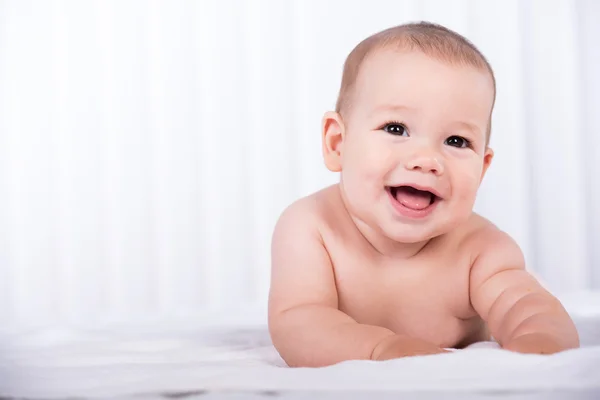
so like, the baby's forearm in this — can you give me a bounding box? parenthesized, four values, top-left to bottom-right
(269, 304, 395, 367)
(500, 293, 579, 349)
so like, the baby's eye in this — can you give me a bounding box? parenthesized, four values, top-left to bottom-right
(445, 135, 471, 148)
(382, 123, 408, 136)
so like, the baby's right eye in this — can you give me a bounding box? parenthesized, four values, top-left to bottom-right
(382, 123, 408, 136)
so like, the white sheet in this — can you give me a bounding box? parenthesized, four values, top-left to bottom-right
(1, 291, 599, 399)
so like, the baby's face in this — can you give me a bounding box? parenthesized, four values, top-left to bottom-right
(338, 49, 494, 243)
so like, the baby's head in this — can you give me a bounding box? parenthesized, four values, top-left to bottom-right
(322, 22, 496, 244)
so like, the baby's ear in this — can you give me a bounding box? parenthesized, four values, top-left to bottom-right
(322, 111, 345, 172)
(480, 147, 494, 182)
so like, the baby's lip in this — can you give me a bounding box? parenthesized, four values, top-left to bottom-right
(386, 183, 444, 200)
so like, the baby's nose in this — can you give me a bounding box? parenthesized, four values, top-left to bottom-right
(406, 154, 444, 175)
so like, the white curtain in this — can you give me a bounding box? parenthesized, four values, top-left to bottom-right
(0, 0, 598, 329)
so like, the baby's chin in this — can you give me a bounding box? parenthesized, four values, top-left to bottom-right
(381, 226, 442, 244)
(379, 218, 457, 244)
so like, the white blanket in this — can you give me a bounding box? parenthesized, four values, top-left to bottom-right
(1, 291, 599, 399)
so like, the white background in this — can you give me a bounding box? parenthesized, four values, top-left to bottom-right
(0, 0, 599, 328)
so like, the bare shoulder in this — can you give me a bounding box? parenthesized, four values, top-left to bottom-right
(272, 185, 339, 239)
(461, 213, 526, 280)
(460, 213, 521, 252)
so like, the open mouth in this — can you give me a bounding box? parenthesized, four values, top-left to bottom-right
(386, 185, 439, 211)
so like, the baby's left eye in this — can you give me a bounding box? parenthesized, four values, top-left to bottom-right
(445, 136, 471, 148)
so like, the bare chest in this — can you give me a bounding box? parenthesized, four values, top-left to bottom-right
(327, 242, 485, 348)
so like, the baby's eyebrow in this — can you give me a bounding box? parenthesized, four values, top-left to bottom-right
(370, 104, 416, 116)
(448, 120, 482, 135)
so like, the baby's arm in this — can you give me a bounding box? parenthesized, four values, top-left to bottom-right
(469, 228, 579, 354)
(268, 201, 446, 367)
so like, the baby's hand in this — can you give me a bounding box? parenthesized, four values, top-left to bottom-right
(503, 333, 566, 355)
(371, 334, 450, 360)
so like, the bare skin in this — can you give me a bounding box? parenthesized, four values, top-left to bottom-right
(268, 49, 579, 368)
(269, 186, 578, 367)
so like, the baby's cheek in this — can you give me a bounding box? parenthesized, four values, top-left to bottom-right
(453, 170, 481, 202)
(352, 146, 389, 180)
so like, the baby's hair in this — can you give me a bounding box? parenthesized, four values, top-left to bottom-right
(335, 21, 496, 144)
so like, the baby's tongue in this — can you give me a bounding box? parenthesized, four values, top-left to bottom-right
(394, 187, 431, 210)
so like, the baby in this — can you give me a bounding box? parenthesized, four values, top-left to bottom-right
(268, 22, 580, 367)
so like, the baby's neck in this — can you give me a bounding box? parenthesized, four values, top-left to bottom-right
(350, 216, 433, 260)
(335, 183, 438, 259)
